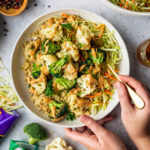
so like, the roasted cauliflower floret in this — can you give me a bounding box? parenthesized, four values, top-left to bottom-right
(53, 25, 63, 42)
(63, 62, 78, 80)
(24, 39, 41, 61)
(40, 55, 58, 75)
(77, 74, 97, 97)
(41, 55, 58, 67)
(76, 25, 93, 50)
(46, 137, 73, 150)
(68, 93, 83, 117)
(57, 41, 79, 62)
(41, 24, 63, 42)
(31, 82, 46, 95)
(30, 73, 47, 95)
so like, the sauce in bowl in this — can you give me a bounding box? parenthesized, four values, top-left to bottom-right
(137, 39, 150, 67)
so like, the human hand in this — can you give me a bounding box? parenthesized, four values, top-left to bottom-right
(64, 115, 127, 150)
(115, 75, 150, 150)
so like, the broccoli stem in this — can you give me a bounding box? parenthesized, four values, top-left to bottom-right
(45, 80, 53, 96)
(29, 137, 37, 145)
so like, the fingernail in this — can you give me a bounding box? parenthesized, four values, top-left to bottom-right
(80, 115, 88, 122)
(116, 82, 122, 88)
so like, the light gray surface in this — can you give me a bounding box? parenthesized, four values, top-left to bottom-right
(0, 0, 150, 150)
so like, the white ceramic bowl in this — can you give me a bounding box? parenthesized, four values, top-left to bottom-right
(11, 9, 130, 127)
(101, 0, 150, 16)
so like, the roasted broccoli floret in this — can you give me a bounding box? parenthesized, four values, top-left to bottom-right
(45, 80, 53, 96)
(31, 63, 41, 79)
(76, 25, 93, 50)
(90, 49, 106, 64)
(79, 58, 93, 75)
(49, 56, 68, 77)
(24, 123, 48, 145)
(41, 39, 60, 55)
(41, 39, 47, 51)
(90, 52, 104, 64)
(61, 23, 72, 30)
(54, 77, 77, 90)
(49, 101, 68, 121)
(66, 111, 75, 121)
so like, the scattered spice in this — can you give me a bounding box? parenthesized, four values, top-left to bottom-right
(34, 3, 37, 7)
(4, 34, 7, 36)
(0, 0, 24, 10)
(4, 28, 9, 32)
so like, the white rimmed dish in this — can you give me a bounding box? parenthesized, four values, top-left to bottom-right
(101, 0, 150, 16)
(11, 9, 130, 127)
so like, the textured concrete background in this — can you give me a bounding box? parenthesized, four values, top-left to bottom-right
(0, 0, 150, 149)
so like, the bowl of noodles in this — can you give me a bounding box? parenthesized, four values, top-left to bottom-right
(101, 0, 150, 16)
(11, 9, 130, 127)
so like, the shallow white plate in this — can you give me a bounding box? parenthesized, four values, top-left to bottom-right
(11, 9, 130, 127)
(101, 0, 150, 16)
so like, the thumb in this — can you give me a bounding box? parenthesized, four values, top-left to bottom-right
(114, 82, 134, 114)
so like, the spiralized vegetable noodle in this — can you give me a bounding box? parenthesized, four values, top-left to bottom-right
(109, 0, 150, 12)
(0, 59, 22, 114)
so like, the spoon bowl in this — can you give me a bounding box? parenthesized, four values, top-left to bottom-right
(0, 0, 28, 16)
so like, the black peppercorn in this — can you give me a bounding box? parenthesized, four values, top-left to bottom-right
(0, 0, 24, 10)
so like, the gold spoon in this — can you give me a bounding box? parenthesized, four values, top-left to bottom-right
(108, 64, 145, 109)
(0, 0, 28, 16)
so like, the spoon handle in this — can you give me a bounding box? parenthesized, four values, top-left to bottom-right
(108, 64, 145, 109)
(124, 83, 145, 109)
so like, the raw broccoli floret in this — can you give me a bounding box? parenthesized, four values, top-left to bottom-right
(49, 101, 68, 120)
(31, 63, 41, 79)
(45, 80, 53, 96)
(49, 56, 68, 77)
(24, 123, 48, 145)
(66, 111, 75, 121)
(41, 39, 60, 55)
(54, 77, 77, 90)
